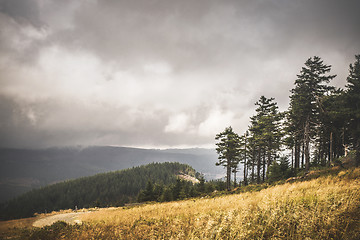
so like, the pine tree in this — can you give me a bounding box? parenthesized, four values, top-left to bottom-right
(267, 157, 291, 183)
(160, 187, 173, 202)
(345, 55, 360, 166)
(240, 131, 250, 186)
(172, 179, 183, 200)
(249, 96, 283, 182)
(215, 126, 241, 191)
(289, 56, 336, 170)
(138, 180, 155, 202)
(246, 134, 257, 184)
(316, 90, 349, 165)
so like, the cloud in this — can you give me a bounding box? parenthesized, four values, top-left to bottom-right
(198, 109, 235, 137)
(0, 0, 359, 148)
(165, 113, 190, 134)
(144, 62, 172, 75)
(0, 0, 42, 27)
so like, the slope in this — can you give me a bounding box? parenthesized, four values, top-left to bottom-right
(0, 146, 222, 203)
(2, 164, 359, 239)
(0, 162, 197, 220)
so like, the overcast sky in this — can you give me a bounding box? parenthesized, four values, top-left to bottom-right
(0, 0, 359, 149)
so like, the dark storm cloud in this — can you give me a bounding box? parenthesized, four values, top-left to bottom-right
(0, 94, 45, 148)
(0, 0, 42, 27)
(0, 0, 359, 148)
(58, 0, 359, 60)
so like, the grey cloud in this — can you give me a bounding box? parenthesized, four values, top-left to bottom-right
(0, 93, 216, 148)
(0, 94, 46, 148)
(0, 0, 42, 27)
(0, 0, 359, 148)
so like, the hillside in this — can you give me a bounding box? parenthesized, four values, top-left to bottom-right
(0, 162, 198, 220)
(1, 163, 359, 239)
(0, 146, 222, 203)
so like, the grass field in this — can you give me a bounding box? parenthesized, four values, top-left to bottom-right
(1, 166, 360, 239)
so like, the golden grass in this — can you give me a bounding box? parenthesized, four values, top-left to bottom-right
(3, 167, 360, 239)
(0, 208, 92, 238)
(0, 217, 38, 238)
(74, 167, 360, 239)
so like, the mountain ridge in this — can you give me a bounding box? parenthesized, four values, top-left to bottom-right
(0, 162, 198, 220)
(0, 145, 224, 203)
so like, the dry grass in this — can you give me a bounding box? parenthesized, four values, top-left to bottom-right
(3, 167, 360, 239)
(75, 167, 360, 239)
(0, 208, 91, 238)
(0, 216, 36, 236)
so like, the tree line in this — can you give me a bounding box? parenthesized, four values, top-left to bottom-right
(215, 55, 360, 191)
(0, 162, 197, 220)
(137, 177, 227, 203)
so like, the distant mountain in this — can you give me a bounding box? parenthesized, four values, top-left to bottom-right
(0, 146, 225, 203)
(0, 162, 197, 220)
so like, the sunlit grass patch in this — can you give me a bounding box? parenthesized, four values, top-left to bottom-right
(74, 168, 360, 239)
(4, 166, 360, 239)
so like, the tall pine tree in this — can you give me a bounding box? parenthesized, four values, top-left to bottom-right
(345, 55, 360, 166)
(289, 56, 336, 170)
(215, 126, 241, 191)
(249, 96, 283, 182)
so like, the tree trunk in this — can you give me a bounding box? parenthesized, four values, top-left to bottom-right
(226, 163, 231, 191)
(243, 137, 248, 186)
(266, 147, 271, 180)
(233, 169, 237, 188)
(295, 138, 300, 170)
(320, 141, 326, 166)
(251, 149, 255, 183)
(305, 119, 310, 171)
(262, 150, 266, 183)
(356, 138, 360, 167)
(329, 132, 333, 166)
(291, 147, 294, 169)
(257, 150, 261, 184)
(244, 165, 248, 185)
(301, 140, 305, 169)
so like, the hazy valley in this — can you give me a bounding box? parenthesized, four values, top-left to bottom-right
(0, 146, 223, 203)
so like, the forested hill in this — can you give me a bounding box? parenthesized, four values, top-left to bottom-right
(0, 146, 221, 203)
(0, 162, 197, 220)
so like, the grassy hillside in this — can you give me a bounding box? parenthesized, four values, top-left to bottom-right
(3, 164, 360, 239)
(0, 162, 197, 220)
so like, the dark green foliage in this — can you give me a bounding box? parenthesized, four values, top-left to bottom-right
(137, 180, 155, 202)
(247, 96, 283, 184)
(137, 176, 227, 203)
(197, 175, 205, 193)
(0, 162, 196, 220)
(267, 157, 292, 183)
(345, 55, 360, 165)
(172, 179, 183, 200)
(215, 126, 242, 191)
(0, 146, 221, 204)
(160, 187, 173, 202)
(288, 56, 336, 170)
(314, 90, 349, 166)
(214, 55, 360, 187)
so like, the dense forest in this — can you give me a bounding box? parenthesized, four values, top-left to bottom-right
(0, 162, 200, 220)
(0, 146, 220, 203)
(215, 55, 360, 190)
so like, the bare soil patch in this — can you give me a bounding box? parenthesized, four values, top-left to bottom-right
(32, 212, 86, 227)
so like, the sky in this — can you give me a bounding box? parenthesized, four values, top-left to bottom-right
(0, 0, 359, 149)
